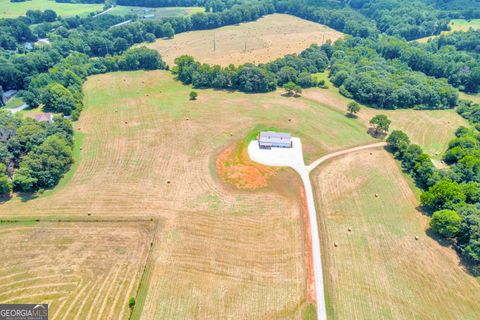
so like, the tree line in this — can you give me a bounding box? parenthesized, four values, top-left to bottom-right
(173, 43, 328, 92)
(173, 38, 459, 110)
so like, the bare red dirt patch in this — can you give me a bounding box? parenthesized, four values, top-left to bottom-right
(216, 142, 277, 190)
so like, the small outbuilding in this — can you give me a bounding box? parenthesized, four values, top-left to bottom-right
(258, 131, 292, 149)
(32, 113, 54, 123)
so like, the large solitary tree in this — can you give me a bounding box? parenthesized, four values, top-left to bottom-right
(369, 114, 391, 135)
(347, 101, 360, 116)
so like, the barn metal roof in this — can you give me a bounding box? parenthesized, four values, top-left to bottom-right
(259, 131, 291, 144)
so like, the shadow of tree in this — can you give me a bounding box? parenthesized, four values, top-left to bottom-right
(18, 193, 38, 202)
(367, 127, 387, 139)
(0, 195, 12, 204)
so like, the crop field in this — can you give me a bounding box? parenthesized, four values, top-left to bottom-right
(416, 19, 480, 43)
(0, 221, 154, 320)
(108, 6, 204, 18)
(0, 0, 102, 18)
(146, 14, 344, 66)
(0, 70, 378, 318)
(304, 74, 467, 159)
(313, 149, 480, 319)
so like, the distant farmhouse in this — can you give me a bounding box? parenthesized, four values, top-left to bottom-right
(31, 113, 54, 123)
(258, 131, 292, 149)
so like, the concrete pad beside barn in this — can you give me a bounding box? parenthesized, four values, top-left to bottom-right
(248, 137, 305, 172)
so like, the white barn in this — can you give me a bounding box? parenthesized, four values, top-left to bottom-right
(258, 131, 292, 149)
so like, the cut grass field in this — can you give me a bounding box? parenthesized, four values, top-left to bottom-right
(1, 68, 476, 318)
(0, 0, 102, 18)
(305, 73, 467, 160)
(0, 70, 376, 318)
(0, 221, 154, 320)
(108, 6, 203, 18)
(313, 149, 480, 319)
(146, 14, 344, 66)
(416, 19, 480, 43)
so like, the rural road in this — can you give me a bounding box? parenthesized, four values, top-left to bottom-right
(248, 139, 386, 320)
(307, 142, 387, 172)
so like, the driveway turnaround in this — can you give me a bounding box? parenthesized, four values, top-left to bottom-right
(248, 138, 386, 320)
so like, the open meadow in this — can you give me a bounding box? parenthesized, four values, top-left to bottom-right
(0, 0, 102, 18)
(108, 6, 203, 18)
(0, 221, 154, 320)
(313, 149, 480, 319)
(146, 14, 344, 66)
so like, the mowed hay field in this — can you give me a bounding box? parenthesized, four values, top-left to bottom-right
(0, 70, 374, 218)
(313, 149, 480, 319)
(0, 70, 375, 318)
(0, 221, 154, 320)
(109, 6, 204, 18)
(147, 14, 344, 66)
(304, 75, 467, 159)
(416, 19, 480, 43)
(0, 0, 102, 18)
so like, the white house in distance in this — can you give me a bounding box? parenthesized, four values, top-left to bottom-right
(258, 131, 292, 149)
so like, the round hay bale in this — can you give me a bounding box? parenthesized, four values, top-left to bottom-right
(115, 109, 118, 113)
(334, 242, 338, 247)
(375, 193, 379, 198)
(80, 147, 83, 150)
(415, 236, 419, 240)
(186, 117, 189, 121)
(370, 152, 373, 155)
(167, 179, 171, 184)
(230, 132, 233, 136)
(348, 227, 352, 232)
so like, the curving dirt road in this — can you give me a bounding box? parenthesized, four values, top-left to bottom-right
(249, 140, 386, 320)
(307, 142, 387, 172)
